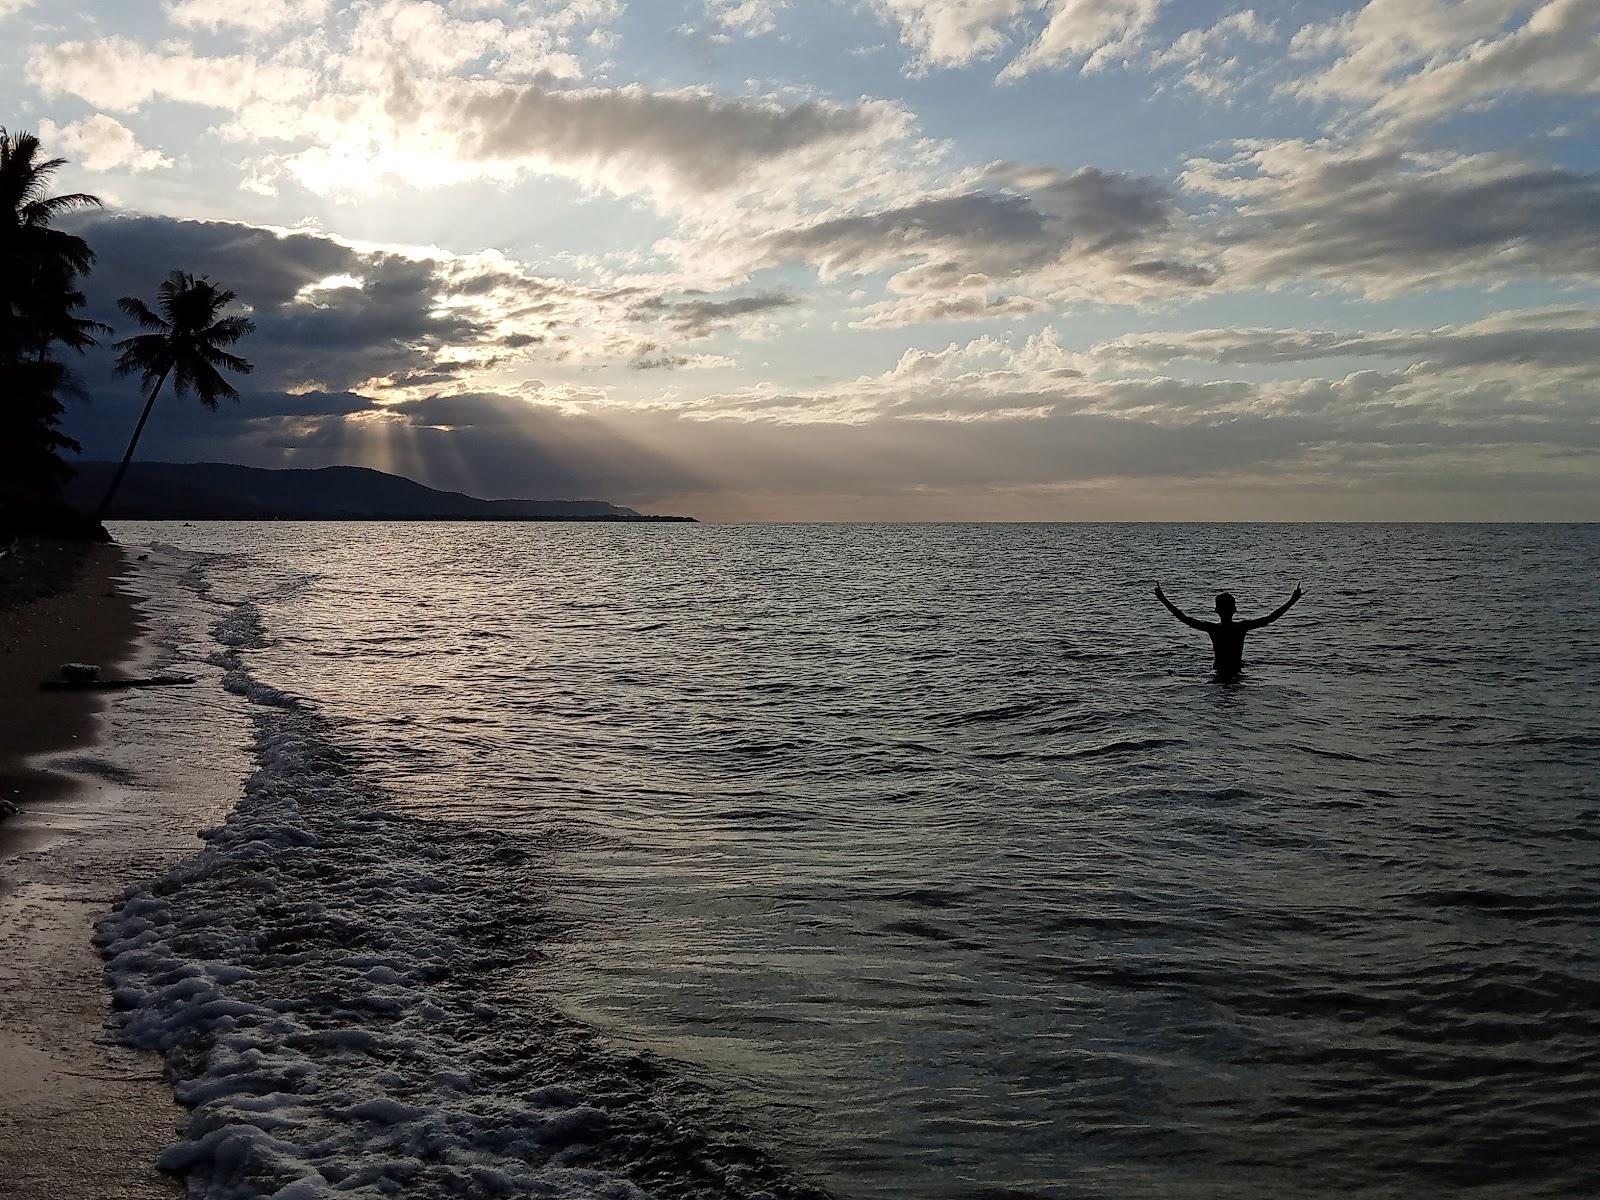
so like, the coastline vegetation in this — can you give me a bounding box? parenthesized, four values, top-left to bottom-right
(0, 128, 107, 539)
(1, 128, 253, 541)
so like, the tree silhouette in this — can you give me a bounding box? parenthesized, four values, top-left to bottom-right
(0, 128, 108, 520)
(96, 271, 255, 519)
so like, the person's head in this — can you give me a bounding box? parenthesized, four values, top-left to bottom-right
(1215, 592, 1237, 619)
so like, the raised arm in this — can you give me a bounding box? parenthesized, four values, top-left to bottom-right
(1155, 584, 1210, 630)
(1243, 583, 1304, 630)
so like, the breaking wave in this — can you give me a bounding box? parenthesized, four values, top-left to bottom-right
(97, 580, 829, 1200)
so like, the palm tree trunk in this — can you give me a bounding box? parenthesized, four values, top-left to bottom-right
(95, 367, 171, 522)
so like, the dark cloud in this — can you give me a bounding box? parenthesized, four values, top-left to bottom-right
(389, 393, 537, 429)
(60, 210, 790, 395)
(742, 163, 1214, 320)
(993, 163, 1180, 253)
(230, 390, 381, 419)
(445, 80, 901, 195)
(67, 212, 353, 311)
(66, 213, 493, 392)
(656, 291, 796, 337)
(1195, 142, 1600, 294)
(767, 191, 1054, 277)
(769, 164, 1195, 280)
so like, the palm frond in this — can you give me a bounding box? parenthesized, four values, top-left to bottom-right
(22, 227, 98, 273)
(56, 315, 113, 353)
(117, 296, 171, 332)
(157, 270, 194, 310)
(113, 334, 174, 385)
(201, 314, 256, 346)
(200, 344, 254, 375)
(188, 358, 240, 410)
(22, 191, 101, 222)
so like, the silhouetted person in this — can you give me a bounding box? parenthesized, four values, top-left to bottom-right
(1155, 583, 1303, 675)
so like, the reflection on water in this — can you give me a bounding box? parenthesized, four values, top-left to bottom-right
(120, 522, 1600, 1200)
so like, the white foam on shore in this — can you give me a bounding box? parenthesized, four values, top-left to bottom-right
(96, 596, 652, 1200)
(209, 603, 303, 709)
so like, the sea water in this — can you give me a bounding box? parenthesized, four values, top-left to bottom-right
(102, 522, 1600, 1199)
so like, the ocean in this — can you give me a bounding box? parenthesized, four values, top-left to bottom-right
(99, 522, 1599, 1199)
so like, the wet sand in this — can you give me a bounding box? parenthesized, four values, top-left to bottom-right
(0, 542, 185, 1198)
(1, 541, 136, 811)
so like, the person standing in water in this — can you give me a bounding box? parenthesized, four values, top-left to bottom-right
(1154, 583, 1303, 674)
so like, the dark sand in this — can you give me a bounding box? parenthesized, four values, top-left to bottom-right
(0, 541, 186, 1199)
(1, 541, 140, 810)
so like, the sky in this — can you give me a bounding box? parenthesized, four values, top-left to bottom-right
(7, 0, 1600, 519)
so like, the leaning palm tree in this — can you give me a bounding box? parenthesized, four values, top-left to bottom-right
(95, 271, 255, 519)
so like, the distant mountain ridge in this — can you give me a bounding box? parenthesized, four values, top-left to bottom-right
(65, 462, 695, 523)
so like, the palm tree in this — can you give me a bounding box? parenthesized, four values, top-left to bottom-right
(1, 129, 110, 523)
(95, 271, 255, 519)
(0, 128, 104, 357)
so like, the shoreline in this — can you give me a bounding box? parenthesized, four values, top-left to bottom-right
(0, 541, 141, 821)
(0, 541, 187, 1198)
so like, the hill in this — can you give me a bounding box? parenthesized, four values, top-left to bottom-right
(64, 462, 695, 523)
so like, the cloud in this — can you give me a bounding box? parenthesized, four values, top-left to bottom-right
(631, 291, 799, 338)
(630, 351, 736, 370)
(28, 5, 701, 205)
(438, 82, 910, 201)
(1288, 0, 1600, 129)
(702, 160, 1212, 319)
(332, 0, 598, 81)
(63, 211, 794, 397)
(871, 0, 1028, 70)
(59, 308, 1600, 519)
(41, 29, 916, 212)
(617, 312, 1600, 521)
(1152, 9, 1270, 64)
(38, 115, 173, 173)
(1001, 0, 1165, 79)
(1083, 307, 1600, 374)
(852, 290, 1048, 328)
(27, 37, 317, 112)
(164, 0, 330, 35)
(25, 0, 1600, 520)
(71, 213, 476, 393)
(591, 315, 1600, 515)
(763, 190, 1054, 277)
(871, 0, 1166, 77)
(704, 0, 785, 36)
(1148, 10, 1275, 97)
(1185, 138, 1600, 295)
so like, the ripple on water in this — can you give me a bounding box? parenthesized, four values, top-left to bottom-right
(114, 520, 1600, 1200)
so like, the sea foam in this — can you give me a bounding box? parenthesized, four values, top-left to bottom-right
(97, 584, 826, 1200)
(97, 598, 647, 1199)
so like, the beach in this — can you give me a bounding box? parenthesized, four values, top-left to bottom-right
(0, 541, 184, 1199)
(0, 523, 1596, 1197)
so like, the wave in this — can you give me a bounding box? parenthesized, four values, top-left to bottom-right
(97, 579, 830, 1200)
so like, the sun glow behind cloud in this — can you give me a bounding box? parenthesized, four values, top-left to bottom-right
(9, 0, 1600, 517)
